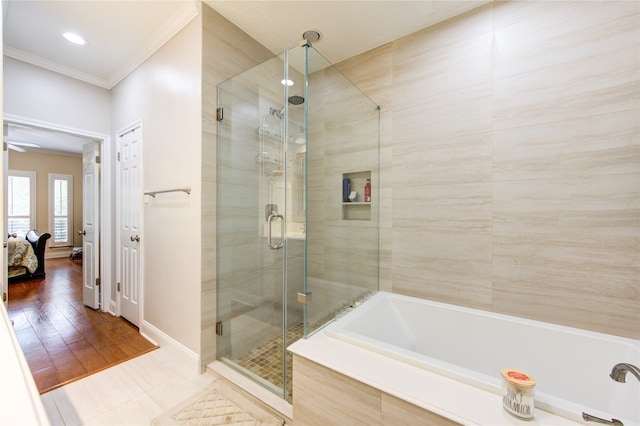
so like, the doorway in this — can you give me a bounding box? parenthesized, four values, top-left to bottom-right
(3, 118, 155, 392)
(3, 118, 106, 309)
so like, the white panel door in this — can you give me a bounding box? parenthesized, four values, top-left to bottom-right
(118, 127, 141, 326)
(81, 141, 101, 309)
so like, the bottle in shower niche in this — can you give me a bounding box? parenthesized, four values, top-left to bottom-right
(364, 178, 371, 202)
(343, 178, 351, 202)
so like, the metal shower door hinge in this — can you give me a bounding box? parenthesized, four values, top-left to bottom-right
(297, 292, 313, 305)
(216, 321, 223, 336)
(216, 107, 224, 121)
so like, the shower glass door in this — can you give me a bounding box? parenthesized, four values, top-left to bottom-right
(216, 41, 379, 401)
(217, 47, 305, 400)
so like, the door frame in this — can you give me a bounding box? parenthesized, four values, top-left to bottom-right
(2, 124, 8, 308)
(3, 113, 112, 311)
(115, 120, 143, 325)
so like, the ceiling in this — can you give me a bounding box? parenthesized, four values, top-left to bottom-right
(203, 1, 489, 65)
(5, 122, 93, 156)
(2, 0, 489, 154)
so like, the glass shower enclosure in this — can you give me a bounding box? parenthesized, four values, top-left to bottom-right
(216, 43, 379, 401)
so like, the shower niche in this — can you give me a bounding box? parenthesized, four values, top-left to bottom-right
(342, 170, 372, 221)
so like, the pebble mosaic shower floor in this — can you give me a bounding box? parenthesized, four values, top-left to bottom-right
(234, 323, 306, 399)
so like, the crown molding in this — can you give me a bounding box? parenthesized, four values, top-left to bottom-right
(3, 46, 110, 88)
(107, 0, 200, 89)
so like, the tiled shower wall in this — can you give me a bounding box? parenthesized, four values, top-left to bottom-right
(337, 1, 639, 339)
(305, 65, 381, 324)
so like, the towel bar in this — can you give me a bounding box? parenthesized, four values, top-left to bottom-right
(144, 187, 191, 197)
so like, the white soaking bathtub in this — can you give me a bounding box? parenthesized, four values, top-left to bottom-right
(290, 292, 640, 425)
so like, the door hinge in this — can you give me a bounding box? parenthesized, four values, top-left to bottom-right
(117, 152, 121, 161)
(2, 292, 6, 302)
(3, 142, 7, 152)
(95, 277, 101, 287)
(117, 282, 121, 292)
(216, 321, 223, 336)
(95, 155, 101, 164)
(216, 107, 224, 122)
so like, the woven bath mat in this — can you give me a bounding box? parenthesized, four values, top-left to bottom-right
(151, 379, 284, 426)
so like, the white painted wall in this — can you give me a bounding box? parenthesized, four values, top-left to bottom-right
(111, 15, 202, 355)
(3, 57, 111, 134)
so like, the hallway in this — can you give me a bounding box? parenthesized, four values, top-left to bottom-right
(8, 257, 156, 393)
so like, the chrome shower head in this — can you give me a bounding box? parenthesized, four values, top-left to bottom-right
(278, 95, 305, 116)
(302, 30, 321, 46)
(288, 95, 305, 106)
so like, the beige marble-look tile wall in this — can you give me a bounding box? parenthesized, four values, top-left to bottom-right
(336, 44, 394, 294)
(337, 0, 639, 339)
(293, 355, 460, 425)
(201, 4, 274, 368)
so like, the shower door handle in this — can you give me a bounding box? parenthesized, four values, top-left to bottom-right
(267, 212, 284, 251)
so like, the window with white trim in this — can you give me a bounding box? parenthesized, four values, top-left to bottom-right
(49, 174, 73, 247)
(8, 170, 36, 237)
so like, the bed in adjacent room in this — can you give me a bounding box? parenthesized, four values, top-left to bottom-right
(8, 230, 51, 280)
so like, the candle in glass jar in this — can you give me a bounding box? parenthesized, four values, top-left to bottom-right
(501, 368, 536, 420)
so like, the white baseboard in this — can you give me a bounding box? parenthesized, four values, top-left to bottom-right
(140, 320, 200, 373)
(45, 251, 72, 259)
(108, 300, 117, 316)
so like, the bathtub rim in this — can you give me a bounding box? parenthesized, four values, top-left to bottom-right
(289, 323, 581, 426)
(328, 291, 640, 351)
(290, 291, 639, 426)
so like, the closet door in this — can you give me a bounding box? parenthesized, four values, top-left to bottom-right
(117, 125, 142, 327)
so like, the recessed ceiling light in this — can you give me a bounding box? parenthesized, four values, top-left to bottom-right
(281, 79, 294, 86)
(63, 32, 86, 45)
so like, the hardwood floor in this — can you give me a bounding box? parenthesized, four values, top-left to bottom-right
(8, 257, 157, 394)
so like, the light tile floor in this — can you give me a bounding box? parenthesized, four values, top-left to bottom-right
(41, 348, 216, 425)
